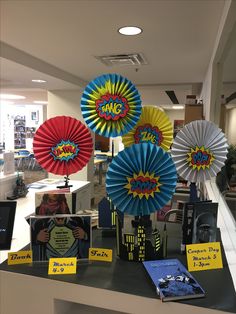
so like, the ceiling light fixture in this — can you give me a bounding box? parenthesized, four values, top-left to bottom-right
(32, 79, 47, 83)
(118, 26, 142, 36)
(0, 100, 15, 105)
(0, 93, 25, 100)
(172, 105, 184, 110)
(33, 100, 48, 104)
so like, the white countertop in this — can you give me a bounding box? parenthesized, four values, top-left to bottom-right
(205, 180, 236, 291)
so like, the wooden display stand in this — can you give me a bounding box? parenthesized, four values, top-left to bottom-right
(184, 104, 203, 124)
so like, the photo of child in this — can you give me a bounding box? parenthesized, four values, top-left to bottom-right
(35, 193, 71, 215)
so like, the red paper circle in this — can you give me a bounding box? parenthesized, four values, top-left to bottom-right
(33, 116, 93, 176)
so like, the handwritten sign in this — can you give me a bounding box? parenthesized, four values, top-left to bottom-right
(186, 242, 223, 272)
(187, 146, 214, 171)
(125, 171, 161, 200)
(134, 124, 163, 145)
(48, 257, 77, 275)
(8, 250, 32, 265)
(50, 140, 79, 161)
(89, 248, 112, 262)
(95, 94, 129, 121)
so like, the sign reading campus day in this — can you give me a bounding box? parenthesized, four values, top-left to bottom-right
(186, 242, 223, 272)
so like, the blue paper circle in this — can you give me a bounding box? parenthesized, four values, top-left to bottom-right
(106, 143, 177, 216)
(81, 73, 142, 137)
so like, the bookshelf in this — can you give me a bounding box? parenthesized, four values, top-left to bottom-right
(14, 116, 36, 149)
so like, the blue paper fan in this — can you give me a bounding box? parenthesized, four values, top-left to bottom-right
(80, 73, 142, 137)
(106, 143, 177, 216)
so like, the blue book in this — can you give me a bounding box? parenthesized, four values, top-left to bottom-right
(143, 259, 205, 302)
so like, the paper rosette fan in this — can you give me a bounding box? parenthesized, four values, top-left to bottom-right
(33, 116, 93, 176)
(171, 120, 228, 182)
(81, 73, 142, 137)
(122, 106, 173, 151)
(106, 143, 177, 216)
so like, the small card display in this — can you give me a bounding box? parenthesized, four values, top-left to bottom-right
(30, 214, 91, 262)
(8, 250, 32, 265)
(89, 248, 113, 262)
(35, 190, 74, 215)
(48, 257, 77, 275)
(186, 242, 223, 271)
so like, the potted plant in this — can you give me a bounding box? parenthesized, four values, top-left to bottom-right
(225, 144, 236, 184)
(216, 144, 236, 191)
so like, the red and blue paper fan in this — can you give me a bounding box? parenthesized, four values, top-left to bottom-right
(81, 73, 142, 137)
(33, 116, 93, 176)
(106, 143, 177, 216)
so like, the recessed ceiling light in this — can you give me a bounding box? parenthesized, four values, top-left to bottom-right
(0, 93, 25, 100)
(172, 105, 184, 110)
(118, 26, 142, 36)
(0, 100, 15, 105)
(33, 100, 48, 104)
(32, 79, 47, 83)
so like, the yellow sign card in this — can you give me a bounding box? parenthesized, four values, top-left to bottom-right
(89, 248, 112, 262)
(48, 257, 77, 275)
(8, 250, 32, 265)
(186, 242, 223, 272)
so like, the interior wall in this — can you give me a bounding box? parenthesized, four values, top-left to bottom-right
(200, 0, 236, 123)
(226, 107, 236, 144)
(47, 90, 94, 198)
(164, 109, 184, 125)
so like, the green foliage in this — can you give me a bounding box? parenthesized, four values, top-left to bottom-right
(225, 144, 236, 179)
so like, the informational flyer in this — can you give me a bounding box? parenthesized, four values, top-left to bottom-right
(30, 214, 91, 262)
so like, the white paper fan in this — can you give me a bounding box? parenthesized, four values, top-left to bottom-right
(171, 120, 228, 182)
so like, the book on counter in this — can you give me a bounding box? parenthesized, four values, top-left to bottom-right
(143, 258, 205, 302)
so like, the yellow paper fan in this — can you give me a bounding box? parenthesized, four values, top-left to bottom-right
(122, 106, 173, 151)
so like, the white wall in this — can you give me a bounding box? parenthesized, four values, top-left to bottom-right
(0, 104, 14, 151)
(200, 0, 236, 123)
(164, 109, 184, 125)
(47, 90, 94, 197)
(226, 107, 236, 144)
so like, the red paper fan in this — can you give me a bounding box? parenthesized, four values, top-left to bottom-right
(33, 116, 93, 176)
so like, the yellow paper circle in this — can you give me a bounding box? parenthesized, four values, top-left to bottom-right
(122, 106, 173, 151)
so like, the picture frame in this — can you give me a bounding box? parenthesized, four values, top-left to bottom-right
(31, 111, 38, 121)
(30, 214, 92, 262)
(0, 201, 17, 250)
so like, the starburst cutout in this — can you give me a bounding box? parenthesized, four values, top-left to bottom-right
(187, 146, 215, 171)
(125, 170, 161, 200)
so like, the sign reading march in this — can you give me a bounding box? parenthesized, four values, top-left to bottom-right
(186, 242, 223, 272)
(48, 257, 77, 275)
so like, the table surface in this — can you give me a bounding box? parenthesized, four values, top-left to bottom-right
(0, 225, 235, 313)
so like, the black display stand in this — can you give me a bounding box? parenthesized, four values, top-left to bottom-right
(0, 225, 235, 313)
